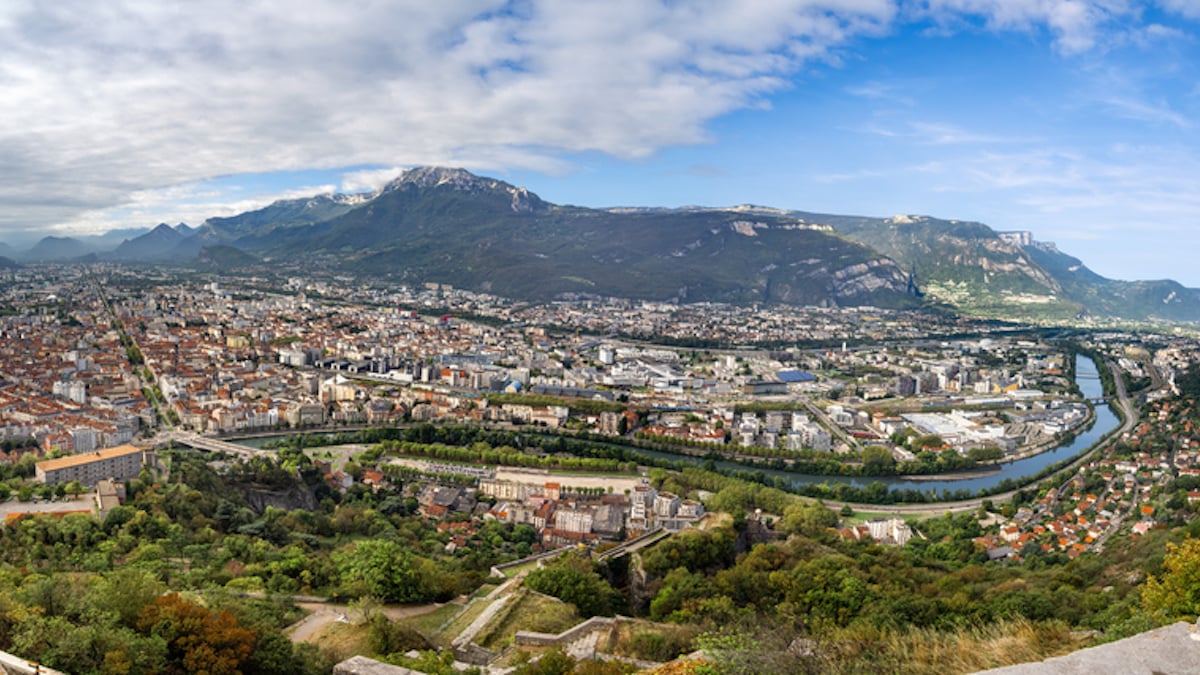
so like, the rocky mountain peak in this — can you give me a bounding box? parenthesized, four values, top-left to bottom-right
(383, 166, 500, 192)
(381, 166, 545, 213)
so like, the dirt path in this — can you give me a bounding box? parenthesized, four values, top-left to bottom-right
(287, 607, 346, 643)
(285, 601, 450, 644)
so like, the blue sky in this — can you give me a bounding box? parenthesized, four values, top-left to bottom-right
(2, 1, 1200, 284)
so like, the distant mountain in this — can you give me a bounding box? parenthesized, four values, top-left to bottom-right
(77, 227, 152, 251)
(23, 236, 94, 261)
(252, 167, 919, 307)
(824, 215, 1070, 317)
(0, 242, 16, 259)
(65, 166, 1200, 321)
(825, 215, 1200, 322)
(0, 256, 19, 269)
(112, 223, 189, 260)
(200, 193, 366, 243)
(1022, 239, 1200, 322)
(196, 245, 259, 269)
(111, 223, 200, 260)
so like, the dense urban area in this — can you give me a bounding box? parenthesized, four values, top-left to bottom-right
(3, 264, 1200, 675)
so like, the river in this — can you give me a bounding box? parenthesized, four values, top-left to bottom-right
(635, 354, 1118, 496)
(231, 356, 1117, 498)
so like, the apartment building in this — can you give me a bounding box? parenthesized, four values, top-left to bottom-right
(35, 444, 147, 487)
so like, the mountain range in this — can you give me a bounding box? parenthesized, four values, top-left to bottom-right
(2, 166, 1195, 322)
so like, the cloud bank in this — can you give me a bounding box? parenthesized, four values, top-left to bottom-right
(0, 0, 1191, 235)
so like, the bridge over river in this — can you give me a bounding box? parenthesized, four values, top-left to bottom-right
(162, 431, 272, 460)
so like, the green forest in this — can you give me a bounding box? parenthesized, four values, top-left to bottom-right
(1, 416, 1199, 674)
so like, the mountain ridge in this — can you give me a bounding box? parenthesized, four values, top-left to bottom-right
(11, 166, 1200, 321)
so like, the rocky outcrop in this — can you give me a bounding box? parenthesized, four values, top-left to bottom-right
(829, 258, 912, 300)
(975, 620, 1200, 674)
(333, 656, 424, 674)
(241, 483, 318, 514)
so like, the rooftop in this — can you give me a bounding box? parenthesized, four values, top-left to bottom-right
(35, 444, 143, 472)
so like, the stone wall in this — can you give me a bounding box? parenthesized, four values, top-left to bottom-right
(514, 616, 616, 647)
(0, 650, 68, 675)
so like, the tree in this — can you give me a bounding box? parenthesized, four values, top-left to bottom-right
(334, 539, 426, 603)
(967, 446, 1003, 463)
(648, 568, 716, 621)
(915, 434, 946, 449)
(64, 479, 85, 498)
(136, 593, 255, 675)
(350, 595, 384, 624)
(778, 502, 838, 537)
(1142, 537, 1200, 622)
(861, 446, 895, 473)
(525, 555, 623, 617)
(366, 613, 430, 656)
(86, 568, 166, 629)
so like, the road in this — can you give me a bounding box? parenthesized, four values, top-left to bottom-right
(285, 600, 450, 643)
(88, 267, 174, 431)
(803, 399, 861, 453)
(824, 361, 1140, 517)
(0, 495, 95, 519)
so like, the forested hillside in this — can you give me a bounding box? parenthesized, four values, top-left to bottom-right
(2, 421, 1199, 673)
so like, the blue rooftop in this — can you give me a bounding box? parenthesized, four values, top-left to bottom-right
(776, 370, 816, 383)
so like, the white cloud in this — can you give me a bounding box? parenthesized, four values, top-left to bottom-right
(914, 0, 1138, 53)
(846, 81, 917, 105)
(1159, 0, 1200, 20)
(1099, 95, 1191, 127)
(52, 181, 340, 238)
(0, 0, 901, 234)
(340, 168, 407, 195)
(0, 0, 1189, 239)
(909, 121, 1037, 144)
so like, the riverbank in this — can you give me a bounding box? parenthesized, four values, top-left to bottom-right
(989, 401, 1097, 464)
(896, 399, 1097, 482)
(829, 361, 1137, 513)
(900, 467, 1002, 482)
(208, 355, 1127, 506)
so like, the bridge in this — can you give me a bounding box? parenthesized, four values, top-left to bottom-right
(165, 432, 271, 460)
(594, 527, 671, 562)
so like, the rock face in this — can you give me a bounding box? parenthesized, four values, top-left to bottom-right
(381, 166, 496, 191)
(241, 484, 318, 514)
(975, 620, 1200, 674)
(833, 216, 1061, 300)
(830, 258, 912, 302)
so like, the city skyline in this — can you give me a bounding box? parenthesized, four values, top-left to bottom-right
(3, 2, 1200, 284)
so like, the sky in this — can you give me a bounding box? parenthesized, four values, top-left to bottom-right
(2, 1, 1200, 284)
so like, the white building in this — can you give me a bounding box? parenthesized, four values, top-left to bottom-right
(654, 491, 681, 518)
(554, 507, 595, 534)
(867, 518, 913, 546)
